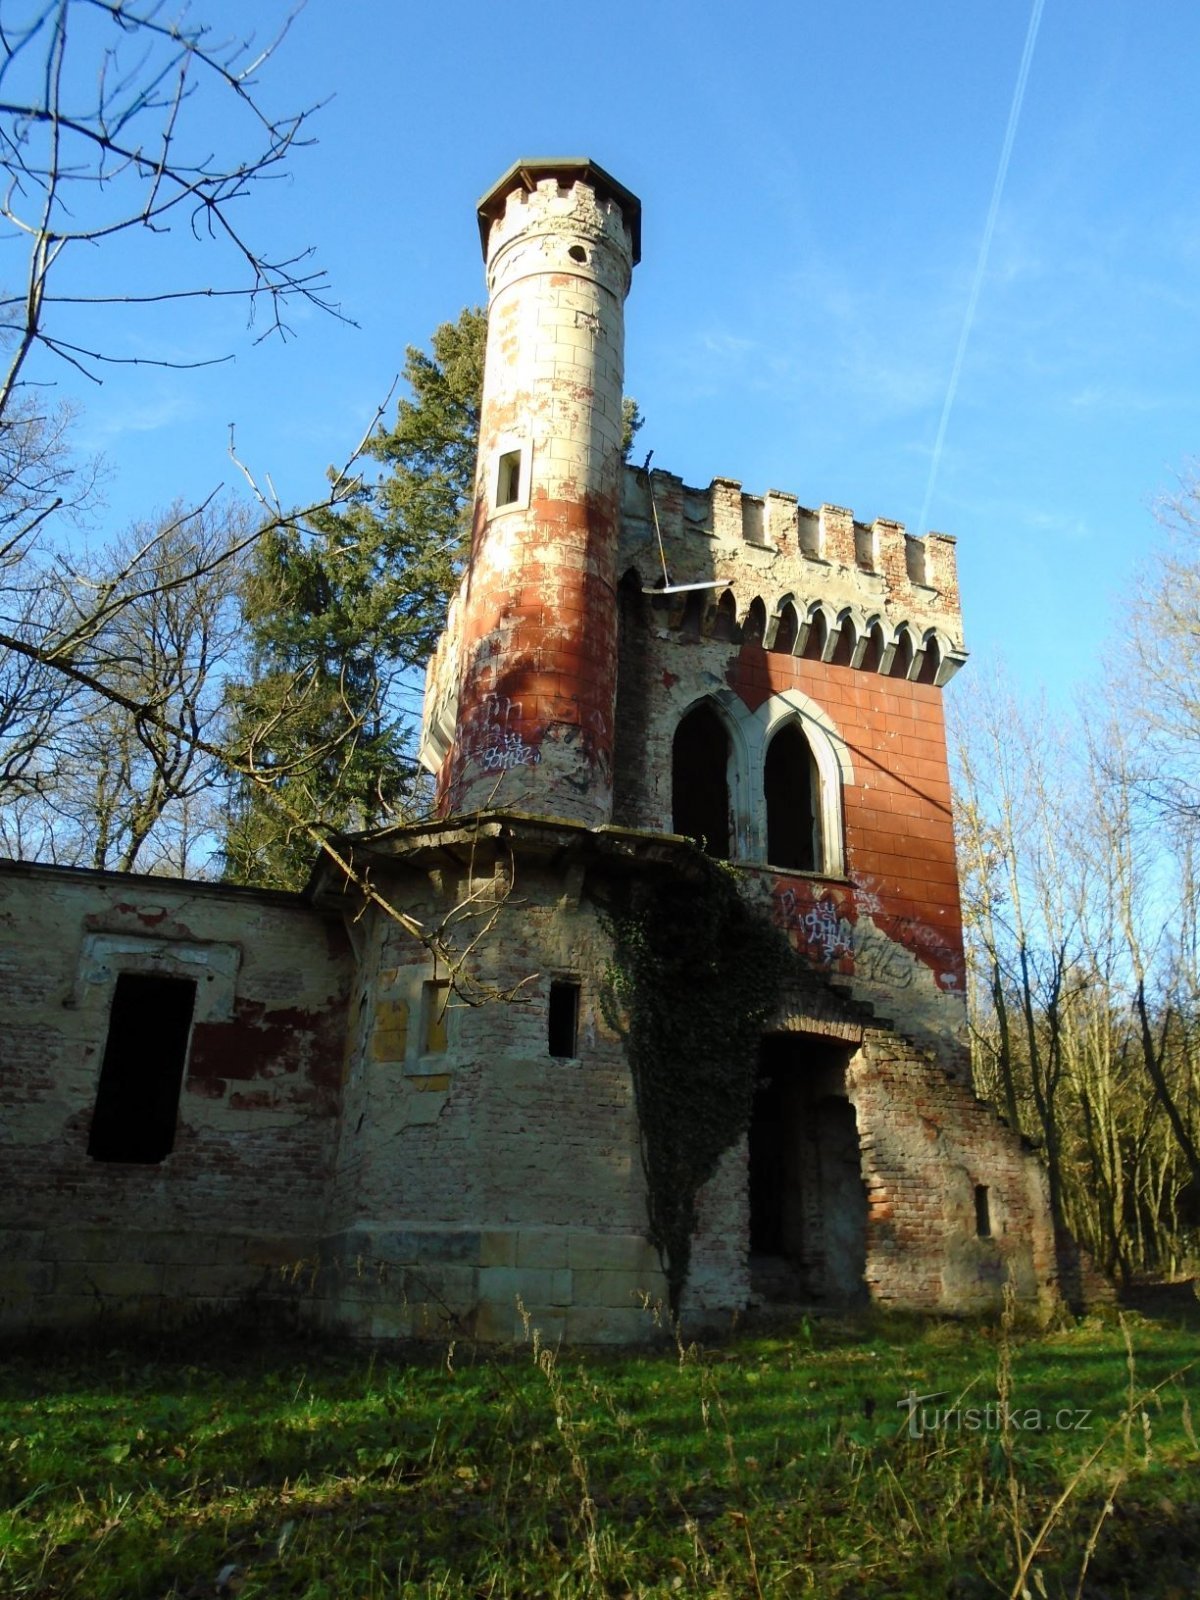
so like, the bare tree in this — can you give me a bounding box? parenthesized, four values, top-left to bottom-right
(952, 661, 1200, 1282)
(0, 0, 341, 414)
(0, 497, 251, 872)
(0, 4, 530, 1000)
(0, 0, 348, 866)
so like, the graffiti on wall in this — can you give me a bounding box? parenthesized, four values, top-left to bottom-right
(773, 881, 963, 993)
(468, 694, 542, 774)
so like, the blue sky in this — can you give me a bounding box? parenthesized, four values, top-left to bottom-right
(28, 0, 1200, 705)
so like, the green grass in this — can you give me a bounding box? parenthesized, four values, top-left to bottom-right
(1, 1306, 1197, 1598)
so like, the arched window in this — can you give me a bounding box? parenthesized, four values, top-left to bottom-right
(772, 603, 798, 655)
(917, 633, 941, 685)
(764, 722, 820, 871)
(830, 612, 856, 667)
(802, 609, 828, 661)
(860, 622, 884, 673)
(711, 589, 738, 642)
(743, 596, 766, 646)
(672, 703, 731, 859)
(889, 628, 914, 680)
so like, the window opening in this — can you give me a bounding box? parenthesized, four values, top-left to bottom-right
(765, 722, 818, 871)
(497, 449, 522, 507)
(860, 625, 883, 673)
(672, 703, 731, 859)
(422, 980, 450, 1054)
(711, 589, 737, 642)
(772, 605, 798, 655)
(889, 630, 914, 679)
(830, 620, 855, 667)
(802, 610, 828, 661)
(743, 597, 766, 645)
(974, 1184, 992, 1238)
(88, 973, 196, 1163)
(548, 980, 581, 1058)
(917, 636, 941, 685)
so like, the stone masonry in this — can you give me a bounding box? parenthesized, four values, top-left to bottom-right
(0, 157, 1093, 1342)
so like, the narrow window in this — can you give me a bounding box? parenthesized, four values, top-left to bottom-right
(548, 980, 580, 1059)
(422, 980, 450, 1054)
(802, 609, 828, 661)
(974, 1184, 991, 1238)
(711, 589, 737, 642)
(830, 617, 856, 667)
(917, 635, 941, 685)
(772, 604, 798, 656)
(672, 703, 731, 859)
(88, 973, 196, 1164)
(889, 630, 914, 679)
(497, 449, 522, 507)
(860, 624, 884, 673)
(765, 722, 819, 871)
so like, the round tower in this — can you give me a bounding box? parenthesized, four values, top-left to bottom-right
(447, 157, 641, 823)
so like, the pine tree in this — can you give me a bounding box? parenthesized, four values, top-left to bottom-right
(222, 309, 487, 888)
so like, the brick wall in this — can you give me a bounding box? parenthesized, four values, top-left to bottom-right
(0, 859, 351, 1330)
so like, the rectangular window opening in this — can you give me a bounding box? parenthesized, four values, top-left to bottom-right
(422, 979, 450, 1055)
(88, 973, 196, 1164)
(548, 979, 580, 1059)
(974, 1184, 992, 1238)
(497, 449, 522, 507)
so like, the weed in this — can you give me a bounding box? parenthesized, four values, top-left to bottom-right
(0, 1313, 1196, 1597)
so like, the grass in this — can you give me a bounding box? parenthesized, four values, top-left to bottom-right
(1, 1304, 1197, 1598)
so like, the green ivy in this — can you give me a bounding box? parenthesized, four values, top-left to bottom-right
(602, 852, 795, 1316)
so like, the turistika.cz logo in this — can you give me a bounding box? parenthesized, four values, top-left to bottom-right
(897, 1390, 1093, 1439)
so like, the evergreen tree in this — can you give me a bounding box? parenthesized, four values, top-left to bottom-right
(222, 308, 487, 888)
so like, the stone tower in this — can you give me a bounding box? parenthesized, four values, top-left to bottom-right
(0, 156, 1106, 1347)
(429, 159, 641, 823)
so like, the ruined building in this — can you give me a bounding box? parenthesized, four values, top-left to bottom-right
(0, 159, 1077, 1341)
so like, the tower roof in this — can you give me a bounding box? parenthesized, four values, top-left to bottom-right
(476, 157, 642, 264)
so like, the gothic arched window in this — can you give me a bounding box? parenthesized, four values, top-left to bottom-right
(764, 722, 820, 871)
(672, 702, 731, 859)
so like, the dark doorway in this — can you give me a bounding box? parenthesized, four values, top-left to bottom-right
(749, 1033, 867, 1304)
(88, 973, 196, 1163)
(672, 702, 731, 858)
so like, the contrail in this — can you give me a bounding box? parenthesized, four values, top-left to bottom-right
(917, 0, 1046, 536)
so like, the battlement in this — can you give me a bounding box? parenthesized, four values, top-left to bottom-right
(477, 160, 639, 305)
(618, 466, 966, 686)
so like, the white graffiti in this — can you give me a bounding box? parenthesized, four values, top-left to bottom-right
(852, 873, 885, 917)
(778, 889, 851, 962)
(802, 899, 848, 961)
(471, 694, 542, 773)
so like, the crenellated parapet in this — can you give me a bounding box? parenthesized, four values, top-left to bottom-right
(620, 468, 967, 687)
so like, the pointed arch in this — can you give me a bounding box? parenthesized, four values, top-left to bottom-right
(830, 608, 858, 668)
(765, 722, 820, 870)
(672, 700, 732, 858)
(711, 588, 738, 642)
(801, 606, 828, 661)
(889, 624, 917, 680)
(917, 629, 942, 685)
(743, 595, 767, 646)
(859, 618, 885, 673)
(755, 692, 851, 876)
(771, 600, 799, 655)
